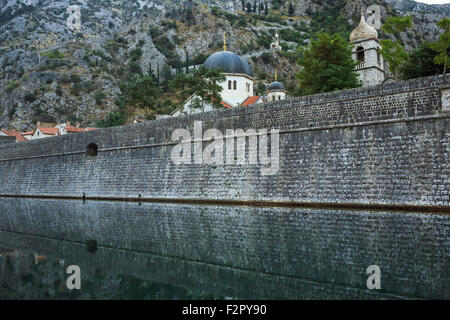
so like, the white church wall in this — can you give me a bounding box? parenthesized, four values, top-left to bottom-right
(221, 74, 254, 106)
(267, 91, 286, 101)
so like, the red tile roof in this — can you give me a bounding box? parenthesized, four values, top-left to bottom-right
(220, 101, 233, 108)
(0, 129, 27, 142)
(65, 125, 85, 133)
(37, 126, 60, 135)
(242, 96, 261, 107)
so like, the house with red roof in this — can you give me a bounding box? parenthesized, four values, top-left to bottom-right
(241, 96, 264, 107)
(29, 122, 99, 140)
(31, 126, 61, 140)
(0, 129, 27, 142)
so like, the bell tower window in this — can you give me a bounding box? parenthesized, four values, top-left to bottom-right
(356, 46, 365, 63)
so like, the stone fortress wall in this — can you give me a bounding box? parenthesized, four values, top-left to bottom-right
(0, 75, 449, 209)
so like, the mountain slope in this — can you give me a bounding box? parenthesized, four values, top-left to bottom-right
(0, 0, 448, 131)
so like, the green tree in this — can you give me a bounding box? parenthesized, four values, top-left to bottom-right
(191, 65, 226, 111)
(161, 63, 174, 88)
(400, 42, 442, 80)
(295, 33, 360, 96)
(288, 3, 295, 16)
(379, 16, 412, 79)
(122, 76, 161, 115)
(430, 17, 450, 75)
(246, 2, 252, 13)
(98, 112, 125, 128)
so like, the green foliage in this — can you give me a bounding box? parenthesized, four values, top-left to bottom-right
(256, 34, 272, 49)
(380, 39, 409, 78)
(400, 42, 442, 80)
(185, 8, 195, 26)
(40, 50, 65, 59)
(94, 90, 107, 105)
(130, 48, 143, 61)
(430, 18, 450, 74)
(97, 112, 125, 128)
(261, 52, 272, 63)
(380, 16, 412, 79)
(254, 14, 285, 25)
(288, 3, 295, 16)
(56, 84, 63, 96)
(129, 61, 142, 74)
(307, 0, 351, 39)
(5, 80, 20, 93)
(161, 20, 177, 29)
(70, 82, 83, 96)
(37, 60, 67, 71)
(23, 92, 37, 103)
(170, 65, 226, 111)
(121, 76, 161, 114)
(295, 33, 360, 96)
(278, 28, 305, 43)
(381, 16, 413, 35)
(194, 65, 226, 109)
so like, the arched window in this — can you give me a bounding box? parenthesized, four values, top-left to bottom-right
(87, 143, 98, 157)
(377, 51, 381, 65)
(233, 81, 237, 90)
(228, 80, 232, 90)
(356, 46, 365, 63)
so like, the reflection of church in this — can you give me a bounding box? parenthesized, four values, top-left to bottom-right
(172, 34, 287, 116)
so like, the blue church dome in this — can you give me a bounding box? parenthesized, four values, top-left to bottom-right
(204, 51, 253, 77)
(268, 81, 285, 91)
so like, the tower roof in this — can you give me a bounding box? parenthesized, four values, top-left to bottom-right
(204, 51, 253, 77)
(350, 15, 378, 43)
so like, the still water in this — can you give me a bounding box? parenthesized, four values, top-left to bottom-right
(0, 198, 448, 300)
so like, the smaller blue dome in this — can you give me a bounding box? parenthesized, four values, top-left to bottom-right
(268, 81, 285, 91)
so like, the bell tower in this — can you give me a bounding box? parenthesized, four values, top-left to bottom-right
(350, 14, 385, 87)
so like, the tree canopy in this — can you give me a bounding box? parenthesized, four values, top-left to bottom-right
(400, 42, 442, 80)
(171, 65, 226, 111)
(295, 33, 360, 96)
(430, 17, 450, 75)
(380, 16, 412, 79)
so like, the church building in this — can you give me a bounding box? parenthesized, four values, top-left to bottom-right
(171, 36, 255, 116)
(266, 72, 287, 101)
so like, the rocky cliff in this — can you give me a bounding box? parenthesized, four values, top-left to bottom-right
(0, 0, 448, 131)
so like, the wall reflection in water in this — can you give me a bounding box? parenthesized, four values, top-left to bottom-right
(0, 198, 448, 299)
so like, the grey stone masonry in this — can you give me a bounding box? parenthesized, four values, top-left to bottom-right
(0, 75, 449, 207)
(0, 199, 448, 299)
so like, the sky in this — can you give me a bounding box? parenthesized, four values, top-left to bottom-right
(414, 0, 450, 4)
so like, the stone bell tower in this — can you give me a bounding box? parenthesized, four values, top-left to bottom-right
(350, 14, 385, 87)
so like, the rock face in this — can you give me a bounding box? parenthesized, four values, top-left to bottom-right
(0, 0, 448, 131)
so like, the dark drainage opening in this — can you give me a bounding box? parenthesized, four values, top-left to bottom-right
(86, 239, 98, 254)
(87, 143, 98, 157)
